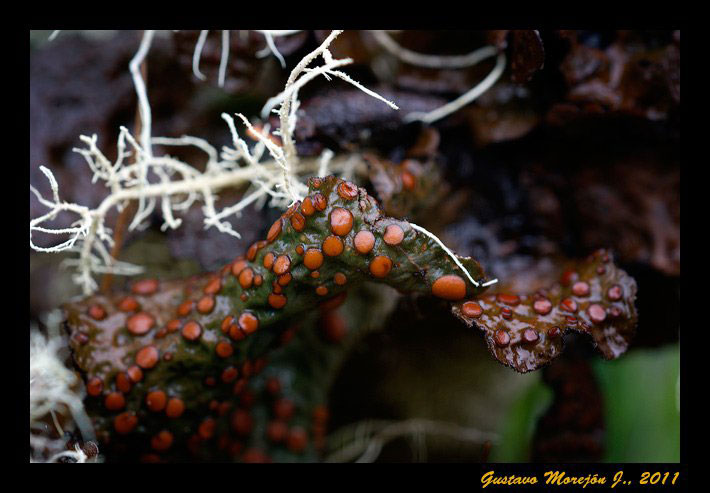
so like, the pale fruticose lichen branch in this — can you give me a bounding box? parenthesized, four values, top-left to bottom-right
(189, 30, 304, 84)
(30, 310, 97, 462)
(218, 30, 230, 88)
(29, 30, 397, 295)
(254, 30, 304, 68)
(325, 418, 499, 463)
(369, 30, 506, 124)
(371, 30, 499, 69)
(263, 29, 398, 159)
(192, 30, 209, 81)
(405, 52, 507, 124)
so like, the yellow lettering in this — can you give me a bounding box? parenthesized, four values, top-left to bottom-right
(545, 470, 565, 485)
(481, 471, 494, 489)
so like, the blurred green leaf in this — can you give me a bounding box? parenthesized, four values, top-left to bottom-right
(491, 343, 680, 463)
(490, 375, 552, 462)
(592, 343, 680, 462)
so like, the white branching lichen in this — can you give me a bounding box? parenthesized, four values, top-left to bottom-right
(370, 30, 507, 124)
(371, 30, 499, 69)
(30, 29, 496, 295)
(218, 30, 230, 88)
(325, 418, 499, 463)
(29, 30, 394, 295)
(29, 30, 509, 464)
(191, 30, 210, 81)
(189, 30, 304, 84)
(30, 311, 96, 463)
(255, 30, 303, 68)
(405, 52, 507, 124)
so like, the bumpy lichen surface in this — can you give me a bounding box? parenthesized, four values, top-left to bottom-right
(64, 175, 491, 460)
(64, 176, 638, 460)
(452, 249, 637, 372)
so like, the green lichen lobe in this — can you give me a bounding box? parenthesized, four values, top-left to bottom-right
(62, 175, 493, 460)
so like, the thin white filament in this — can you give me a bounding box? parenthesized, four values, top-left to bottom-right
(405, 52, 506, 124)
(371, 30, 498, 69)
(218, 30, 230, 88)
(192, 30, 209, 81)
(129, 30, 154, 157)
(261, 31, 286, 68)
(409, 222, 479, 287)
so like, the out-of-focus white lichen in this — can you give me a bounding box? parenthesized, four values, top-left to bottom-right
(30, 310, 97, 463)
(29, 30, 394, 295)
